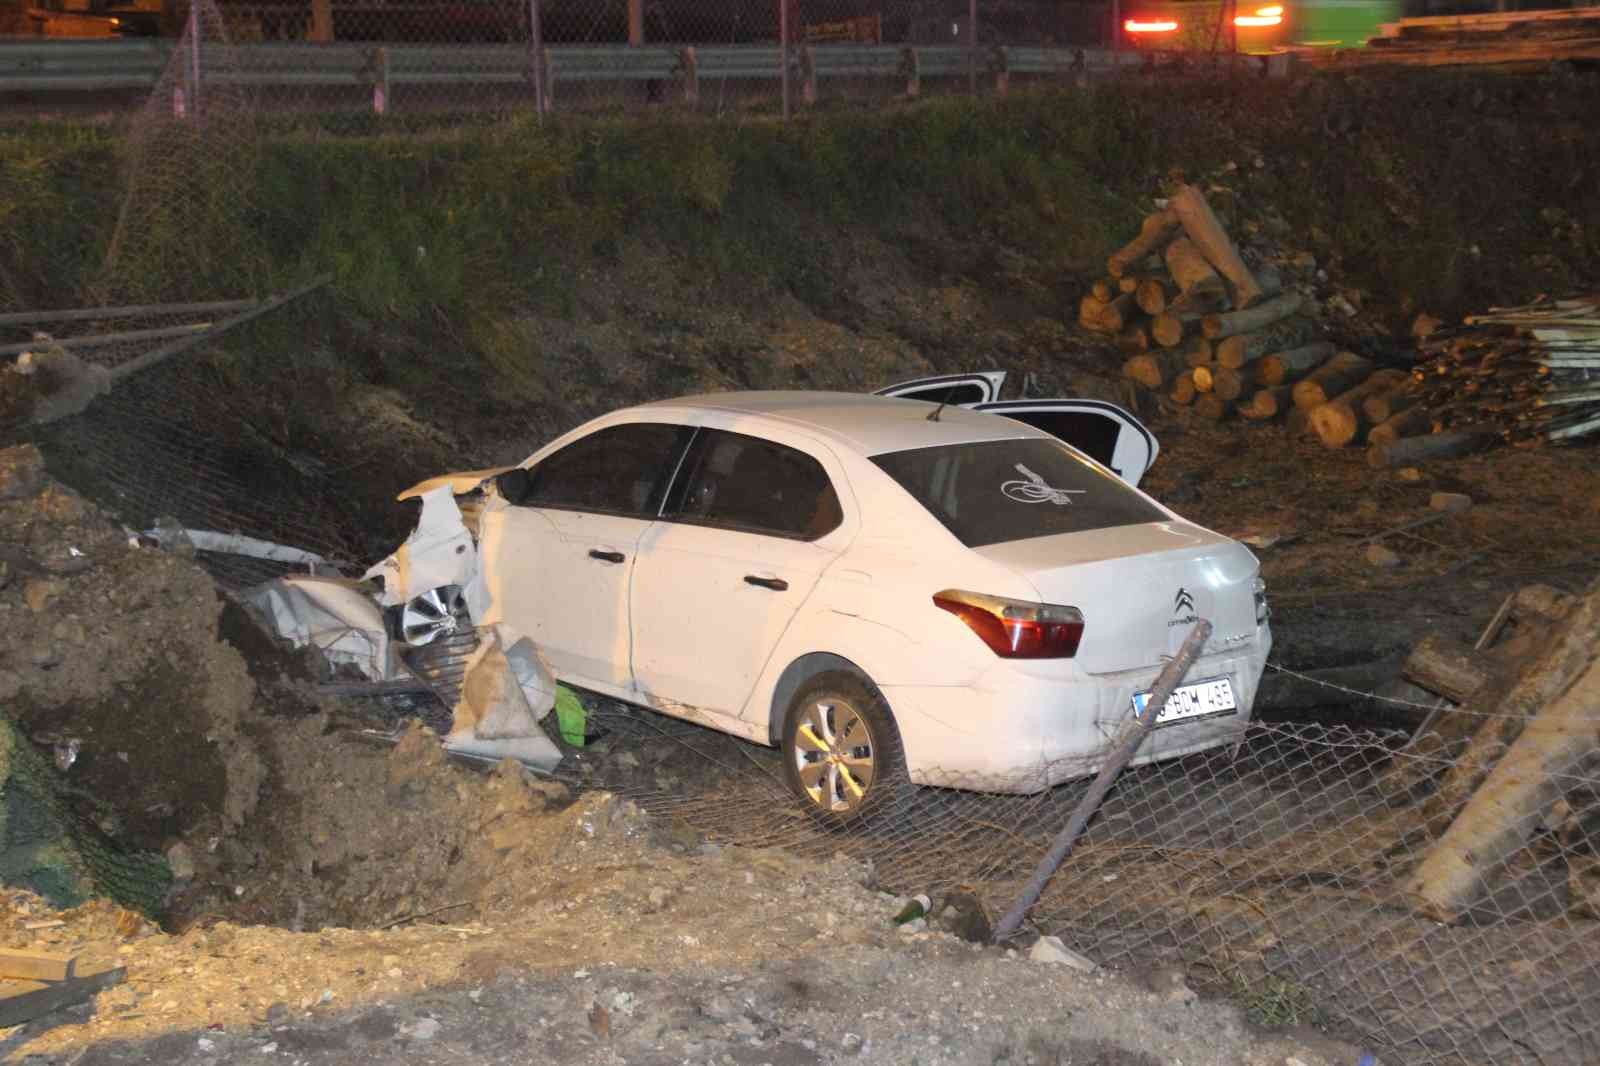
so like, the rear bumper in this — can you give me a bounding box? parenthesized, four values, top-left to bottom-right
(882, 629, 1269, 794)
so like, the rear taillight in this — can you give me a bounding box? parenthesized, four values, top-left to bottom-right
(1124, 17, 1179, 33)
(934, 590, 1085, 659)
(1254, 576, 1270, 626)
(1235, 4, 1283, 26)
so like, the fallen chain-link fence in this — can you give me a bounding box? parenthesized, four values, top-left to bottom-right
(565, 651, 1600, 1066)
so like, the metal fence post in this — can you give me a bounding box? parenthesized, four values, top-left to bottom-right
(991, 619, 1214, 943)
(527, 0, 545, 114)
(779, 0, 790, 122)
(967, 0, 977, 93)
(187, 0, 201, 120)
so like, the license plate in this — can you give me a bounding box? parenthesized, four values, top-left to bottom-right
(1132, 677, 1237, 726)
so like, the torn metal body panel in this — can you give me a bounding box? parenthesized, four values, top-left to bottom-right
(243, 576, 393, 681)
(248, 473, 562, 772)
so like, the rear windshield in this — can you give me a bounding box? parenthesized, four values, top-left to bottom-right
(871, 438, 1166, 548)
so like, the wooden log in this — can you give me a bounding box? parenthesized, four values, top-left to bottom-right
(1366, 426, 1499, 469)
(1366, 405, 1434, 448)
(1402, 634, 1490, 705)
(1096, 293, 1139, 334)
(1240, 385, 1292, 420)
(1122, 350, 1185, 390)
(1217, 317, 1317, 370)
(1164, 237, 1226, 302)
(1211, 367, 1249, 403)
(1107, 210, 1179, 278)
(1406, 581, 1600, 923)
(1183, 339, 1214, 367)
(1292, 351, 1373, 410)
(1202, 291, 1309, 341)
(1091, 278, 1118, 302)
(1192, 364, 1216, 394)
(1258, 340, 1337, 386)
(1363, 384, 1421, 424)
(1151, 311, 1199, 349)
(1194, 394, 1230, 420)
(1115, 324, 1151, 353)
(1136, 278, 1176, 316)
(1170, 184, 1265, 308)
(1308, 369, 1411, 448)
(1118, 275, 1142, 294)
(1169, 370, 1197, 406)
(1256, 263, 1284, 300)
(1078, 293, 1109, 331)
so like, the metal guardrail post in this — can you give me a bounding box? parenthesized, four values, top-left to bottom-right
(779, 0, 790, 121)
(373, 46, 389, 114)
(527, 0, 546, 114)
(187, 1, 201, 120)
(967, 0, 977, 93)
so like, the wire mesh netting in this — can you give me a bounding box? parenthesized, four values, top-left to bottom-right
(567, 660, 1600, 1066)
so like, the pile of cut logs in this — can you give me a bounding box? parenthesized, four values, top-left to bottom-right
(1091, 190, 1600, 466)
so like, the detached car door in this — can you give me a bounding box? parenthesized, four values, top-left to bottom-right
(974, 400, 1159, 488)
(476, 421, 693, 691)
(875, 371, 1007, 406)
(629, 426, 851, 721)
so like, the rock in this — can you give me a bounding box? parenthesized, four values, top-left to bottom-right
(166, 842, 197, 882)
(1365, 544, 1403, 569)
(526, 777, 571, 807)
(647, 885, 672, 910)
(1429, 491, 1473, 513)
(1028, 935, 1098, 973)
(1396, 467, 1424, 482)
(1148, 965, 1199, 1005)
(939, 888, 993, 944)
(841, 1033, 866, 1056)
(401, 1017, 441, 1041)
(387, 721, 447, 792)
(0, 444, 46, 500)
(1569, 856, 1600, 920)
(23, 578, 64, 613)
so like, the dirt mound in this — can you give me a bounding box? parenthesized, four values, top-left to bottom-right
(0, 444, 264, 869)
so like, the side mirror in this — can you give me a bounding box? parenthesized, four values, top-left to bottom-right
(496, 467, 531, 505)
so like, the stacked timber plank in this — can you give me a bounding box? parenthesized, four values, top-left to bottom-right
(1369, 296, 1600, 461)
(1349, 6, 1600, 68)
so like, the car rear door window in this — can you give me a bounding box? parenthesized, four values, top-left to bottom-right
(871, 437, 1166, 548)
(524, 422, 692, 518)
(663, 429, 842, 540)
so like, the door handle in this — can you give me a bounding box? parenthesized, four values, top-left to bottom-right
(589, 549, 626, 564)
(744, 575, 788, 592)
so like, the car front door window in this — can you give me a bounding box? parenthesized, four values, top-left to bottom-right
(479, 422, 691, 690)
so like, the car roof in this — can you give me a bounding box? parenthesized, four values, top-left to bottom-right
(635, 391, 1049, 456)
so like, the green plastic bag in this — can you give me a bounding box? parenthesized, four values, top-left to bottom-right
(554, 685, 587, 747)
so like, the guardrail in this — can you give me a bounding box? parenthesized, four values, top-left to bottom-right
(0, 39, 1179, 109)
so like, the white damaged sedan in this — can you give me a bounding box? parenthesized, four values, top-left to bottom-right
(381, 388, 1271, 822)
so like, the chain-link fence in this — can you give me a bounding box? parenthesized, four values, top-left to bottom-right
(564, 629, 1600, 1066)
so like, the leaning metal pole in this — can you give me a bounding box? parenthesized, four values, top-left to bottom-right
(991, 619, 1214, 942)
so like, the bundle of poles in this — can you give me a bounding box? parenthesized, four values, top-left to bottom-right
(1397, 297, 1600, 450)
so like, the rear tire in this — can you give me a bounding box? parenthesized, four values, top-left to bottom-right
(780, 670, 909, 827)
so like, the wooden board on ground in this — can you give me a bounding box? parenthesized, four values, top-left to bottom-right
(0, 950, 76, 983)
(0, 962, 125, 1028)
